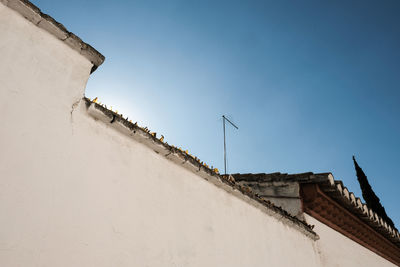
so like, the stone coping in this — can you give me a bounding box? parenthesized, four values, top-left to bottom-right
(84, 98, 319, 240)
(1, 0, 105, 73)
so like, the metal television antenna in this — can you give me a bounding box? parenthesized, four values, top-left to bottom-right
(222, 115, 238, 175)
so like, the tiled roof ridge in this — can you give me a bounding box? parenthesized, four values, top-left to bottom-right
(317, 173, 400, 247)
(83, 97, 318, 240)
(231, 172, 400, 247)
(1, 0, 105, 73)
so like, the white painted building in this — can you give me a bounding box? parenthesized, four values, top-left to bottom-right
(0, 1, 399, 266)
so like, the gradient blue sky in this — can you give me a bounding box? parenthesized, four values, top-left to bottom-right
(33, 0, 400, 226)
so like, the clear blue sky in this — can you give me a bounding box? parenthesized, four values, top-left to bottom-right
(33, 0, 400, 226)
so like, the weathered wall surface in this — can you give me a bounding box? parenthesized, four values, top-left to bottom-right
(305, 214, 396, 267)
(236, 180, 303, 218)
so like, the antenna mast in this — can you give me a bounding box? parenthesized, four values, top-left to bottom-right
(222, 115, 238, 175)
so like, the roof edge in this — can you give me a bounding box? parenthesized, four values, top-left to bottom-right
(1, 0, 105, 73)
(231, 172, 400, 247)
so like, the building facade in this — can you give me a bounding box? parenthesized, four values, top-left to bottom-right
(0, 1, 399, 266)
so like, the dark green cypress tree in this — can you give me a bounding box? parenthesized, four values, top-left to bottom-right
(353, 156, 396, 229)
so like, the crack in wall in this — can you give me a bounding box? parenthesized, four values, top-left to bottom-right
(70, 97, 82, 135)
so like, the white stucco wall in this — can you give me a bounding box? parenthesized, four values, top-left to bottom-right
(305, 214, 396, 267)
(0, 4, 321, 267)
(0, 3, 397, 267)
